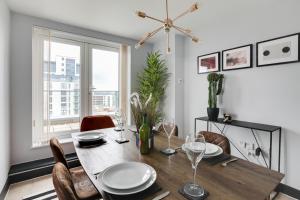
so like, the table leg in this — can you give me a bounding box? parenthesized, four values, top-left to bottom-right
(269, 132, 272, 170)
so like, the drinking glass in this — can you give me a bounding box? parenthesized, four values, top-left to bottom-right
(119, 112, 127, 141)
(182, 133, 206, 197)
(162, 118, 176, 154)
(115, 110, 127, 141)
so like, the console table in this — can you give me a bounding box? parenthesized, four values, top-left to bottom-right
(194, 117, 282, 172)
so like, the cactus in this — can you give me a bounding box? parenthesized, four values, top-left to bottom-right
(207, 72, 224, 108)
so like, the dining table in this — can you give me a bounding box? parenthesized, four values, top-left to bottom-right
(72, 128, 284, 200)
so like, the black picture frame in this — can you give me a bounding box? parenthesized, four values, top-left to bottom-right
(197, 52, 220, 74)
(222, 44, 253, 71)
(256, 33, 300, 67)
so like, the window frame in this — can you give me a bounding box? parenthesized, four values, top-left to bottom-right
(32, 26, 122, 148)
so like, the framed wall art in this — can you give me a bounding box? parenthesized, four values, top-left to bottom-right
(257, 33, 300, 67)
(197, 52, 220, 74)
(222, 44, 253, 71)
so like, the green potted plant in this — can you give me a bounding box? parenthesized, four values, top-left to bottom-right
(207, 72, 224, 121)
(130, 51, 170, 148)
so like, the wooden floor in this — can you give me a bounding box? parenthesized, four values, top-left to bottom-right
(4, 174, 295, 200)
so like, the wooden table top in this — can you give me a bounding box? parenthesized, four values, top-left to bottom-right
(72, 128, 284, 200)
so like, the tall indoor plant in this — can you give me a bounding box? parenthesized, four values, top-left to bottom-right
(207, 72, 224, 121)
(130, 51, 170, 132)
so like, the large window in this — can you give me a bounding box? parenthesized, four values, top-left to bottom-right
(32, 27, 125, 147)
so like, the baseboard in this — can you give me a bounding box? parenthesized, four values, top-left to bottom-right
(8, 153, 80, 184)
(0, 178, 10, 200)
(276, 183, 300, 199)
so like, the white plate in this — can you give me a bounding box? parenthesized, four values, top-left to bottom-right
(102, 162, 151, 190)
(76, 132, 104, 142)
(203, 146, 223, 158)
(181, 144, 223, 158)
(97, 163, 157, 195)
(205, 143, 219, 155)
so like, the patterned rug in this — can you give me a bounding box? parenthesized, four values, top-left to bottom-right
(22, 189, 57, 200)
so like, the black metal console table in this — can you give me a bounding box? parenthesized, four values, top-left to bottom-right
(195, 117, 282, 172)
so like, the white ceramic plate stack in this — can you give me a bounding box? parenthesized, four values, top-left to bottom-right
(97, 162, 157, 195)
(203, 143, 223, 158)
(182, 142, 223, 158)
(76, 132, 104, 142)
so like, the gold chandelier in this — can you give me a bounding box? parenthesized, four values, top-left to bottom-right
(135, 0, 199, 53)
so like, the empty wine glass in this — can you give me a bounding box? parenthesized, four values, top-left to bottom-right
(119, 112, 127, 141)
(182, 133, 206, 197)
(162, 118, 176, 154)
(115, 110, 127, 141)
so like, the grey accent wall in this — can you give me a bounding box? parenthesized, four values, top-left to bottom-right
(183, 3, 300, 190)
(0, 0, 11, 192)
(153, 34, 185, 137)
(10, 12, 152, 165)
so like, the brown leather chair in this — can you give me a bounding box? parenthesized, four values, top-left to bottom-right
(80, 115, 115, 132)
(157, 124, 178, 137)
(50, 138, 100, 200)
(52, 162, 100, 200)
(200, 131, 231, 154)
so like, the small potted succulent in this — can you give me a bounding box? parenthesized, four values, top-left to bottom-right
(207, 72, 224, 121)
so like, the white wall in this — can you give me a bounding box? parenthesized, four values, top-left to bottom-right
(183, 2, 300, 189)
(10, 12, 153, 165)
(153, 34, 185, 137)
(0, 0, 10, 191)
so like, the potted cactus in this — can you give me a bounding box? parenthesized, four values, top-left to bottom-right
(207, 72, 224, 121)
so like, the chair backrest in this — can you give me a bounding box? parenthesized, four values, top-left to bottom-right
(50, 137, 69, 169)
(80, 115, 115, 132)
(52, 162, 78, 200)
(200, 131, 231, 154)
(158, 124, 179, 137)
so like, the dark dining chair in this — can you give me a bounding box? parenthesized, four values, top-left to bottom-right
(200, 131, 231, 154)
(50, 138, 100, 200)
(52, 162, 101, 200)
(80, 115, 115, 132)
(157, 124, 179, 137)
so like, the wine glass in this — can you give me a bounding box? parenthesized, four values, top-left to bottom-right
(119, 112, 127, 141)
(182, 133, 206, 197)
(162, 118, 176, 154)
(114, 110, 127, 141)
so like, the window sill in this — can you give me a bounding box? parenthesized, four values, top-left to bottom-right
(31, 137, 73, 149)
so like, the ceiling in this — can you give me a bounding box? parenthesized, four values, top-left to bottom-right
(5, 0, 299, 41)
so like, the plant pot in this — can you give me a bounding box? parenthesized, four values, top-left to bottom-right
(207, 107, 219, 121)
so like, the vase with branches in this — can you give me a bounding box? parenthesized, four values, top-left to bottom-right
(130, 51, 170, 147)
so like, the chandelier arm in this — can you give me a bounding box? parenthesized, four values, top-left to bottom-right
(172, 10, 190, 22)
(173, 3, 199, 22)
(135, 26, 164, 49)
(173, 25, 199, 42)
(145, 15, 165, 24)
(167, 31, 170, 53)
(166, 0, 169, 19)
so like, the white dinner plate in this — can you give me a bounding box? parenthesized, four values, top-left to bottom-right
(205, 143, 219, 155)
(76, 132, 104, 142)
(181, 143, 223, 158)
(203, 146, 223, 158)
(102, 162, 152, 190)
(97, 163, 157, 195)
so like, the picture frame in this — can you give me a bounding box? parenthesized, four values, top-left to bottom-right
(256, 33, 300, 67)
(222, 44, 253, 71)
(197, 52, 220, 74)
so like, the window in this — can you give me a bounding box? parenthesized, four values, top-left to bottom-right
(32, 27, 127, 147)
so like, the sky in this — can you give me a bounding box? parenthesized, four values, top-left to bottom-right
(44, 41, 119, 91)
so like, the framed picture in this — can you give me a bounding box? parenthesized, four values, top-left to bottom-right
(222, 44, 253, 71)
(257, 33, 300, 67)
(197, 52, 220, 74)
